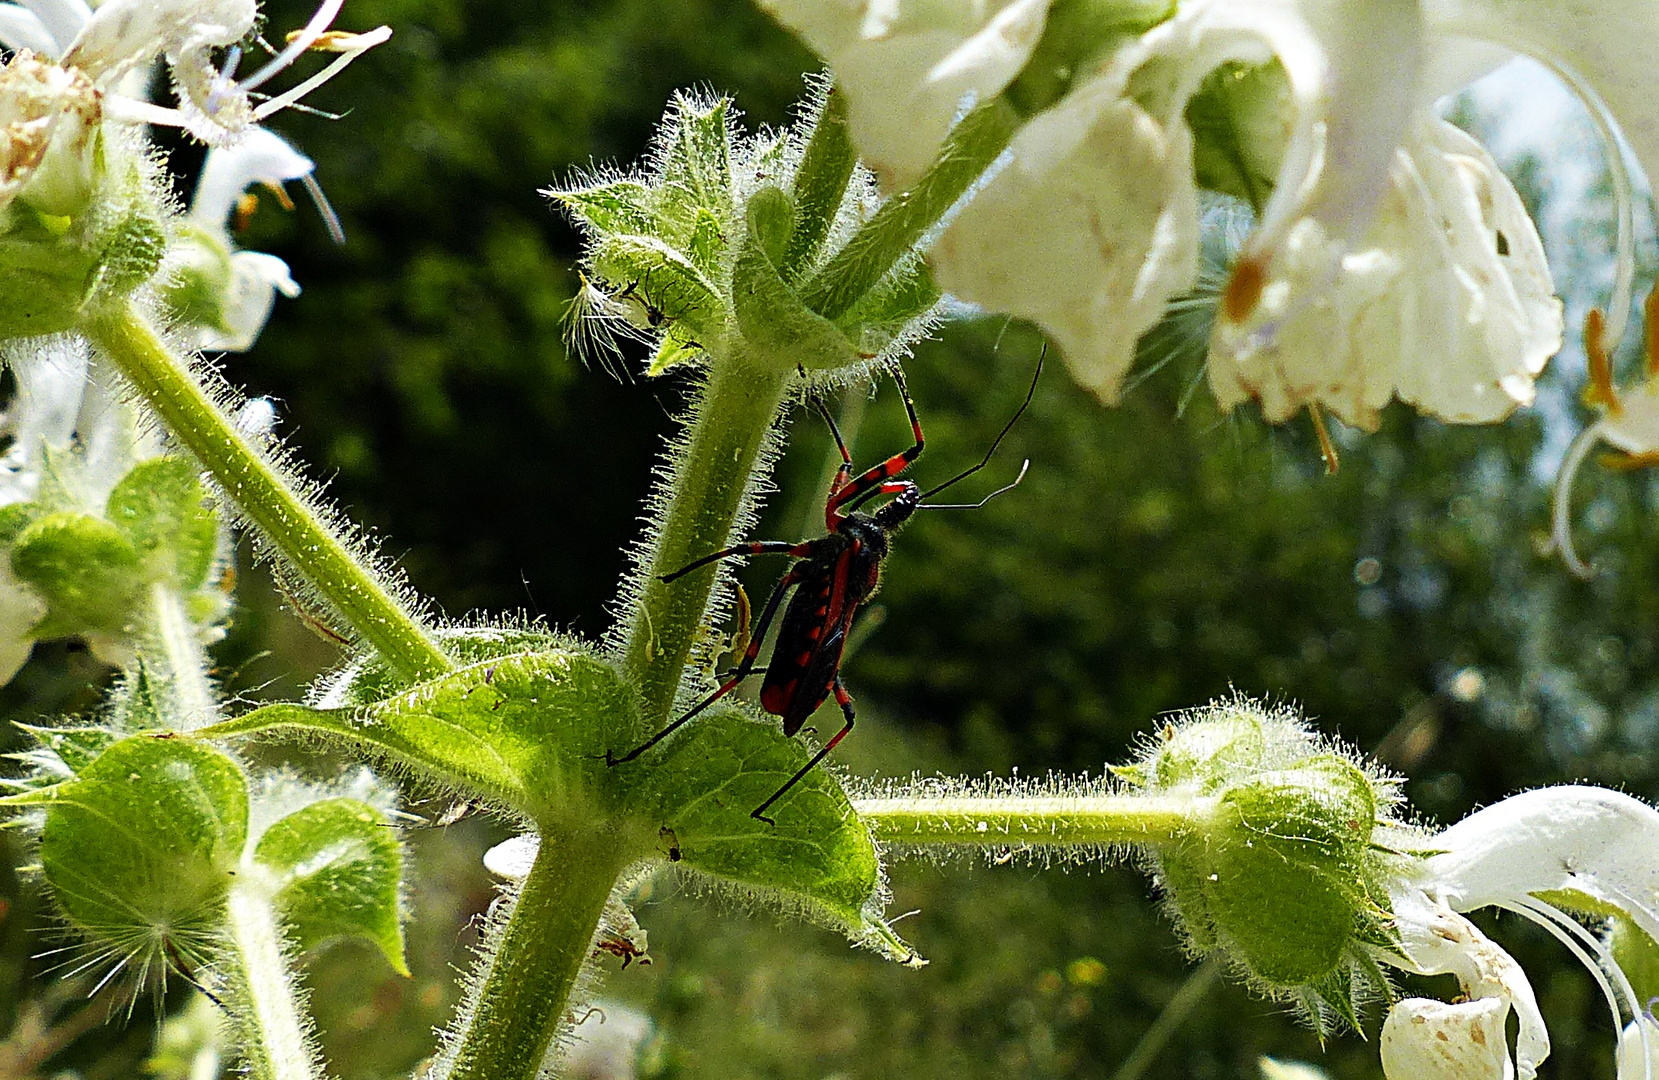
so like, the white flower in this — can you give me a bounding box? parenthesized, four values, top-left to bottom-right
(761, 0, 1574, 429)
(0, 334, 159, 681)
(1381, 786, 1659, 1080)
(0, 0, 390, 160)
(172, 127, 312, 351)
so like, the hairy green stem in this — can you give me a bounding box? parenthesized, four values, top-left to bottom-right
(144, 582, 217, 731)
(854, 794, 1205, 846)
(224, 872, 322, 1080)
(442, 828, 629, 1080)
(83, 303, 451, 683)
(621, 355, 790, 728)
(797, 98, 1019, 322)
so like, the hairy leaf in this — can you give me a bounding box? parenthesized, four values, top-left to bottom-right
(256, 798, 408, 975)
(203, 650, 637, 823)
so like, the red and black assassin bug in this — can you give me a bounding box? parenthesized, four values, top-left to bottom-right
(609, 352, 1042, 824)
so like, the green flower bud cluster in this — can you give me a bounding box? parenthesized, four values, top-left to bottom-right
(0, 453, 231, 681)
(1118, 699, 1406, 1028)
(1, 729, 407, 987)
(551, 88, 941, 378)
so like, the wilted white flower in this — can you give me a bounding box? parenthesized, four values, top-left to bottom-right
(1381, 786, 1659, 1080)
(760, 0, 1592, 432)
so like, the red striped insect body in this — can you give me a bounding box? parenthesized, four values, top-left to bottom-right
(610, 355, 1040, 824)
(760, 503, 901, 735)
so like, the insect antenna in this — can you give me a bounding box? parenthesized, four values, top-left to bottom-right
(918, 346, 1043, 504)
(921, 459, 1029, 510)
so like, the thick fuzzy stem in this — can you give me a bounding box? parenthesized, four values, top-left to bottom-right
(854, 793, 1205, 847)
(441, 828, 629, 1080)
(621, 355, 791, 728)
(83, 303, 452, 683)
(223, 873, 322, 1080)
(797, 98, 1019, 322)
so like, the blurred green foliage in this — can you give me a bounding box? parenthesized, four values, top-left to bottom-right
(0, 0, 1652, 1077)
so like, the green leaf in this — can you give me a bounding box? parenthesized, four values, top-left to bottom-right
(7, 735, 245, 947)
(837, 257, 941, 354)
(1184, 61, 1288, 214)
(634, 710, 891, 948)
(0, 502, 43, 546)
(589, 234, 724, 339)
(655, 95, 734, 235)
(12, 722, 119, 773)
(645, 325, 706, 377)
(11, 511, 141, 640)
(747, 185, 794, 268)
(255, 798, 407, 975)
(203, 649, 638, 822)
(105, 457, 219, 591)
(548, 179, 656, 237)
(317, 625, 567, 708)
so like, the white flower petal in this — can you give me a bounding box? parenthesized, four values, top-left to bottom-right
(1209, 0, 1424, 266)
(195, 251, 299, 352)
(1388, 888, 1549, 1079)
(1381, 997, 1514, 1080)
(61, 0, 253, 84)
(756, 0, 1047, 190)
(190, 127, 314, 230)
(0, 4, 62, 57)
(4, 334, 87, 479)
(14, 0, 88, 56)
(930, 56, 1198, 403)
(1618, 1017, 1659, 1080)
(483, 835, 538, 880)
(1598, 382, 1659, 458)
(1428, 0, 1659, 210)
(1427, 786, 1659, 948)
(1210, 114, 1560, 429)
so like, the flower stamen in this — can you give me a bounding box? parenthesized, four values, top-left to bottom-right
(1222, 254, 1266, 323)
(1308, 402, 1339, 475)
(238, 0, 343, 94)
(1583, 307, 1621, 414)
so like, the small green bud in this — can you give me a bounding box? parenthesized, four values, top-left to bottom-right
(89, 205, 170, 302)
(16, 736, 247, 964)
(746, 185, 795, 267)
(5, 455, 227, 667)
(1150, 706, 1267, 790)
(1136, 700, 1399, 1020)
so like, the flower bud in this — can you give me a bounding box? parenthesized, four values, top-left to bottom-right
(1137, 700, 1400, 1018)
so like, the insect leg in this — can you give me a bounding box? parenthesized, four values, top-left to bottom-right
(660, 541, 815, 583)
(827, 368, 925, 525)
(608, 567, 801, 766)
(812, 391, 855, 499)
(751, 676, 857, 824)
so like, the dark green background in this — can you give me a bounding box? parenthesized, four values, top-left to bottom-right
(1, 2, 1651, 1077)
